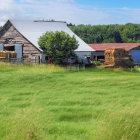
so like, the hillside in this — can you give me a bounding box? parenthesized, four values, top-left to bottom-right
(69, 23, 140, 44)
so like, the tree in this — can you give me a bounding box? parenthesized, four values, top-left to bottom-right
(67, 23, 75, 27)
(38, 31, 79, 63)
(68, 23, 140, 44)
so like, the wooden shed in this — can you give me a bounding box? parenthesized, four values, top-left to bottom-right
(0, 20, 42, 61)
(89, 43, 140, 65)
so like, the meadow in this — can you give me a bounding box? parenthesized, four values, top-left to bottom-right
(0, 63, 140, 140)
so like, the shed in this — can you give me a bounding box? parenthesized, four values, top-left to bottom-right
(89, 43, 140, 65)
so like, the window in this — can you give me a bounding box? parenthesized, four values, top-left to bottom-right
(4, 45, 15, 51)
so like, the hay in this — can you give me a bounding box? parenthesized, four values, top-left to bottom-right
(105, 48, 134, 68)
(0, 51, 17, 59)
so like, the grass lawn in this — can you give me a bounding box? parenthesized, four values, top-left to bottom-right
(0, 63, 140, 140)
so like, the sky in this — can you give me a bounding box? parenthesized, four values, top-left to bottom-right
(0, 0, 140, 26)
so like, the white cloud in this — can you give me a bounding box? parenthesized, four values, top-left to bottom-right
(0, 0, 13, 10)
(0, 0, 140, 26)
(0, 0, 15, 26)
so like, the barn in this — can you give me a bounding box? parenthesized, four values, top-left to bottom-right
(89, 43, 140, 65)
(0, 20, 94, 62)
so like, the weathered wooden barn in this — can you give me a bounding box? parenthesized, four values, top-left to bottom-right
(89, 43, 140, 65)
(0, 20, 94, 62)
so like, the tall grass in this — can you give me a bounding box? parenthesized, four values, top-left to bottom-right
(0, 63, 140, 140)
(0, 62, 65, 73)
(95, 106, 140, 140)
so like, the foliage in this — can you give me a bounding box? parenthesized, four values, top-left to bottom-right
(91, 61, 102, 66)
(0, 64, 140, 139)
(38, 31, 78, 64)
(69, 23, 140, 44)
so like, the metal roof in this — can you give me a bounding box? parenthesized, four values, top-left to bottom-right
(9, 20, 94, 52)
(89, 43, 140, 51)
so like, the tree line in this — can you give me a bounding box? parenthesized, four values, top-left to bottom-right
(68, 23, 140, 44)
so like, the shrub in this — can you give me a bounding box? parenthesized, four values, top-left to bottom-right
(91, 61, 102, 66)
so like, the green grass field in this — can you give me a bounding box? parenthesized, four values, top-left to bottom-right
(1, 63, 140, 140)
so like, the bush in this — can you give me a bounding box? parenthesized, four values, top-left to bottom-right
(91, 61, 102, 66)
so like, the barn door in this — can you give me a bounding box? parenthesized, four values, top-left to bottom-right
(130, 50, 140, 65)
(0, 44, 3, 51)
(15, 44, 23, 58)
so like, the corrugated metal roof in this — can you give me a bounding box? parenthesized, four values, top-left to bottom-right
(89, 43, 140, 51)
(10, 20, 94, 52)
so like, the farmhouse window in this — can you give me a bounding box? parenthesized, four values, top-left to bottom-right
(4, 45, 15, 51)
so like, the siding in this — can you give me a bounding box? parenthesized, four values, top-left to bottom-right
(93, 51, 104, 56)
(75, 52, 92, 59)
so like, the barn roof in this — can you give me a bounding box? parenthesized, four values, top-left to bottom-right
(8, 20, 94, 52)
(89, 43, 140, 51)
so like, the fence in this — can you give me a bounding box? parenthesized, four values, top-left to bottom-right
(0, 56, 89, 72)
(0, 58, 86, 71)
(0, 58, 41, 64)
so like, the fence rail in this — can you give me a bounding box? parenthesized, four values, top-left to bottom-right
(0, 58, 41, 64)
(0, 58, 86, 71)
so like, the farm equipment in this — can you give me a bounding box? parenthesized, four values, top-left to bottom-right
(105, 48, 134, 68)
(82, 56, 91, 65)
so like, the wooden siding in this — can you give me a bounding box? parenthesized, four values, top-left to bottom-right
(0, 21, 42, 59)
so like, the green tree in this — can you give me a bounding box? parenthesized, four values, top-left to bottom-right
(69, 23, 140, 44)
(38, 31, 78, 64)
